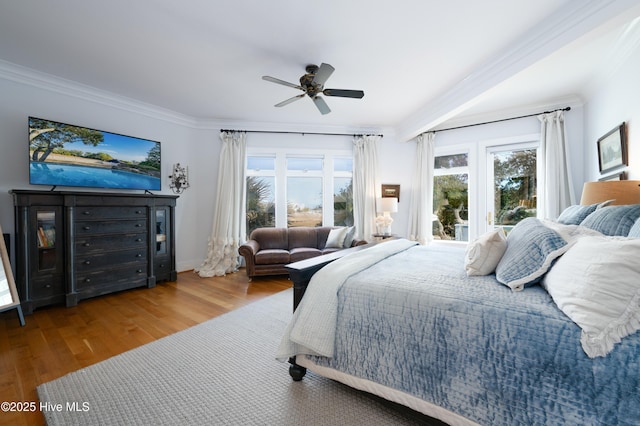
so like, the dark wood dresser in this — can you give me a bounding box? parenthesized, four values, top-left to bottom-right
(11, 190, 177, 314)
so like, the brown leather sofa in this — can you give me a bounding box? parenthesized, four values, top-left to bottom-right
(238, 226, 366, 278)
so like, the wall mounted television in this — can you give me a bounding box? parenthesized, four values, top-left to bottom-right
(29, 117, 161, 191)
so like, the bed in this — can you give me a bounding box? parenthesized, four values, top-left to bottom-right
(277, 202, 640, 425)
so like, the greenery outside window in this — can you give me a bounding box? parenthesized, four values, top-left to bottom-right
(433, 153, 469, 241)
(246, 156, 276, 236)
(245, 151, 352, 235)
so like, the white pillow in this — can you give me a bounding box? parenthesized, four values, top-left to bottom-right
(342, 226, 357, 247)
(464, 228, 507, 276)
(542, 235, 640, 358)
(325, 227, 348, 248)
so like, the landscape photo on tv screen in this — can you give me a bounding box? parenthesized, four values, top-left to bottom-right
(29, 117, 161, 190)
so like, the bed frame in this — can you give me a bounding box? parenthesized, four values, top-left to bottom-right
(284, 243, 373, 380)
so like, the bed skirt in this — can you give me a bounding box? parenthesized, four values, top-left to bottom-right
(297, 355, 479, 426)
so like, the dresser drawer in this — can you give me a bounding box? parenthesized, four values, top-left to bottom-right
(75, 263, 148, 290)
(30, 276, 65, 298)
(76, 206, 147, 220)
(75, 233, 147, 253)
(75, 249, 148, 273)
(75, 220, 147, 235)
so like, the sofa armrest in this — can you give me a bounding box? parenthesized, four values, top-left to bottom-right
(239, 240, 260, 257)
(239, 240, 261, 278)
(351, 239, 368, 247)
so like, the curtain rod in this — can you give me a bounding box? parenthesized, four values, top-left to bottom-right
(431, 106, 571, 133)
(220, 129, 383, 138)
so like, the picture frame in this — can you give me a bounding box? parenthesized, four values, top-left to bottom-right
(381, 184, 400, 202)
(0, 224, 25, 326)
(597, 123, 627, 174)
(599, 171, 627, 182)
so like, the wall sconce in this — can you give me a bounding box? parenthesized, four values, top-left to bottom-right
(375, 197, 398, 235)
(169, 163, 190, 194)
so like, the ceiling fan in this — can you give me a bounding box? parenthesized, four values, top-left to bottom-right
(262, 63, 364, 115)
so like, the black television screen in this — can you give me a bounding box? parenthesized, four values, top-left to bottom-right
(29, 117, 161, 191)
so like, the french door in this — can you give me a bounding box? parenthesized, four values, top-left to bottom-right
(485, 143, 539, 234)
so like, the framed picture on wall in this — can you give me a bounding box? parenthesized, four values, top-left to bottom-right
(597, 123, 627, 174)
(381, 184, 400, 202)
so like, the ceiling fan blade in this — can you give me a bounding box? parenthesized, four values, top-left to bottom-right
(262, 75, 303, 90)
(312, 96, 331, 115)
(274, 94, 305, 107)
(323, 89, 365, 98)
(312, 63, 335, 86)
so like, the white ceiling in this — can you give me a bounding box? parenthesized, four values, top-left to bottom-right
(1, 0, 639, 139)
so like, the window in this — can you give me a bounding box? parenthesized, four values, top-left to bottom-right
(333, 158, 354, 226)
(488, 147, 537, 232)
(433, 153, 469, 241)
(246, 156, 276, 236)
(287, 157, 323, 227)
(431, 134, 540, 243)
(245, 151, 352, 235)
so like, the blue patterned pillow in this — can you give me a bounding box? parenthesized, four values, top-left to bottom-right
(628, 218, 640, 238)
(556, 203, 597, 225)
(495, 218, 569, 291)
(580, 205, 640, 236)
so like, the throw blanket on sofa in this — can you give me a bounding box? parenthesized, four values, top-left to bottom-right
(276, 239, 417, 360)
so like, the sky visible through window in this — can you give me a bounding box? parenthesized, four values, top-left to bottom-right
(247, 156, 352, 210)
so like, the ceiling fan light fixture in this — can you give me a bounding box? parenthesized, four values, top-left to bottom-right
(262, 62, 364, 115)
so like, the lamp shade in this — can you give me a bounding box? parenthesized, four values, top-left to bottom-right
(580, 180, 640, 205)
(377, 197, 398, 213)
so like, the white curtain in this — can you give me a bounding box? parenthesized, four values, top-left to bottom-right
(538, 110, 575, 219)
(408, 132, 435, 244)
(195, 131, 247, 277)
(352, 135, 380, 242)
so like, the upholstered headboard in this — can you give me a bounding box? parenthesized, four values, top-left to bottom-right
(580, 180, 640, 205)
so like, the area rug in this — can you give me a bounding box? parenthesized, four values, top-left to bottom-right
(37, 289, 437, 425)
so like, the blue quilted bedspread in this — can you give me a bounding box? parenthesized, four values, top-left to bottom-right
(302, 243, 640, 425)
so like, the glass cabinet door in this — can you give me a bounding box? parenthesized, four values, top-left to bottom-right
(155, 209, 167, 255)
(36, 210, 57, 271)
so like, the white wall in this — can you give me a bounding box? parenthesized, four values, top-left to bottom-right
(0, 76, 220, 272)
(2, 41, 635, 272)
(583, 39, 640, 185)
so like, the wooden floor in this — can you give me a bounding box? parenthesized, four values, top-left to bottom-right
(0, 271, 291, 426)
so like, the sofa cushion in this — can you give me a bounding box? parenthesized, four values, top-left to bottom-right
(290, 247, 322, 262)
(325, 227, 349, 248)
(255, 249, 290, 265)
(288, 227, 321, 249)
(250, 228, 288, 250)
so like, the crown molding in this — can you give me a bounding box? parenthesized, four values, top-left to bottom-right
(0, 59, 386, 137)
(395, 0, 640, 142)
(0, 59, 202, 128)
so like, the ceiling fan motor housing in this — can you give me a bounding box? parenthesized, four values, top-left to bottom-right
(300, 65, 321, 97)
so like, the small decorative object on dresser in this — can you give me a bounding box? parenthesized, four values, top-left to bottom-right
(11, 190, 177, 314)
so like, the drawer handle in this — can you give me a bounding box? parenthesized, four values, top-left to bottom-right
(83, 226, 91, 230)
(136, 269, 143, 273)
(84, 278, 91, 283)
(136, 210, 143, 214)
(136, 238, 143, 242)
(136, 253, 142, 258)
(84, 243, 90, 247)
(45, 284, 51, 289)
(135, 223, 142, 227)
(159, 263, 165, 268)
(83, 211, 91, 215)
(84, 260, 91, 265)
